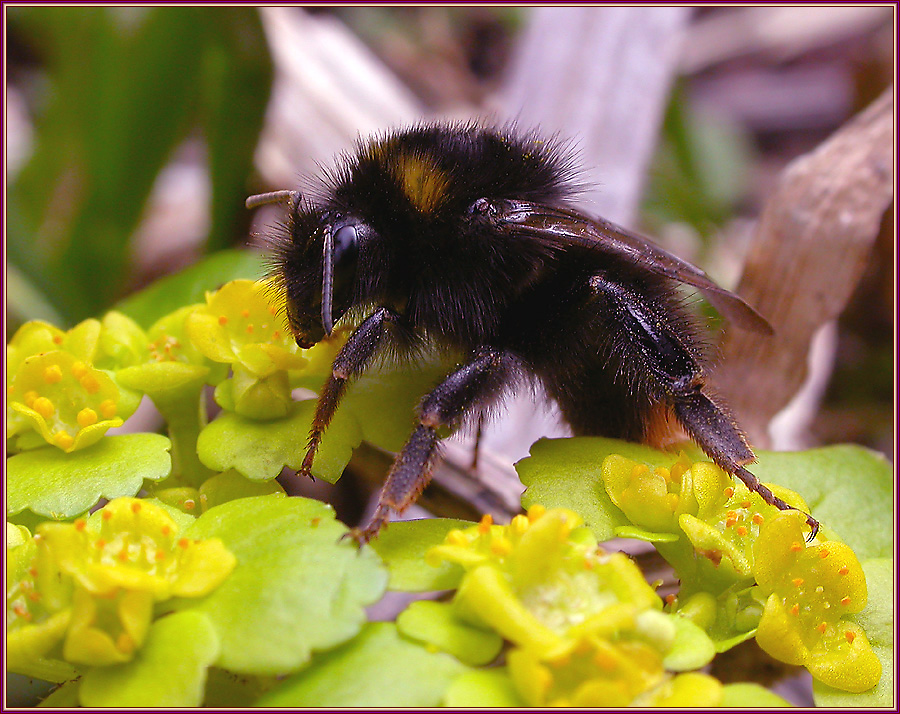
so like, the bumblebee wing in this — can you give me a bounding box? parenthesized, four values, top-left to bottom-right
(495, 201, 773, 335)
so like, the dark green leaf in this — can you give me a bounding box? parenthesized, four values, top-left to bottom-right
(199, 9, 272, 252)
(114, 249, 266, 328)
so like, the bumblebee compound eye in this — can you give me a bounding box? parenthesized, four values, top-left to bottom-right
(332, 224, 359, 268)
(321, 222, 363, 336)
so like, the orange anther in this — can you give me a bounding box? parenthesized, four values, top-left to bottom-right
(741, 500, 751, 509)
(131, 502, 142, 513)
(664, 594, 676, 605)
(241, 310, 250, 318)
(74, 519, 87, 531)
(819, 548, 830, 559)
(751, 513, 764, 525)
(736, 525, 748, 536)
(218, 315, 228, 326)
(478, 513, 493, 534)
(816, 622, 827, 634)
(102, 510, 113, 520)
(790, 542, 804, 552)
(790, 604, 800, 616)
(80, 374, 100, 393)
(725, 517, 737, 528)
(723, 487, 735, 498)
(845, 630, 857, 644)
(792, 578, 804, 587)
(43, 365, 63, 384)
(178, 538, 190, 549)
(839, 566, 849, 575)
(841, 596, 851, 606)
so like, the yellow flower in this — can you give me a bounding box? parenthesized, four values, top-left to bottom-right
(752, 511, 880, 693)
(604, 454, 809, 594)
(185, 279, 307, 378)
(7, 498, 236, 670)
(507, 630, 723, 708)
(428, 508, 661, 655)
(8, 352, 124, 452)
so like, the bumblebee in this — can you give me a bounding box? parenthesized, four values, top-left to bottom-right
(249, 122, 819, 543)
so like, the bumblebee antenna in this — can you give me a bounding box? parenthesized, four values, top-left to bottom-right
(245, 190, 300, 210)
(321, 226, 335, 335)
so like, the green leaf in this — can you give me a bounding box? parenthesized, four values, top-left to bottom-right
(6, 434, 171, 519)
(79, 610, 219, 707)
(174, 495, 387, 675)
(663, 614, 716, 671)
(197, 400, 362, 484)
(198, 469, 286, 511)
(257, 622, 466, 707)
(339, 360, 451, 453)
(812, 558, 894, 708)
(751, 445, 893, 561)
(114, 249, 266, 328)
(720, 682, 793, 707)
(369, 518, 471, 592)
(614, 525, 680, 543)
(517, 437, 676, 541)
(397, 600, 503, 666)
(443, 668, 525, 708)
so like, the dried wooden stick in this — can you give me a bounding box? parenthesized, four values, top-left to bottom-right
(713, 87, 894, 445)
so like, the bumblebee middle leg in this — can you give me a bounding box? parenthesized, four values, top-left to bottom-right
(351, 348, 514, 543)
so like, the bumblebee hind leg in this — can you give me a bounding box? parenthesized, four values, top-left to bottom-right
(587, 272, 820, 540)
(672, 387, 819, 539)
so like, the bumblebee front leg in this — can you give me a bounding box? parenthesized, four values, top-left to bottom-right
(301, 307, 400, 478)
(351, 348, 513, 544)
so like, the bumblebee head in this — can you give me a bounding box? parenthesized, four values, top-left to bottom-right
(252, 190, 365, 349)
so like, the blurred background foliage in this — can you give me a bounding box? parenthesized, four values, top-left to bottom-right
(5, 6, 893, 452)
(7, 6, 272, 327)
